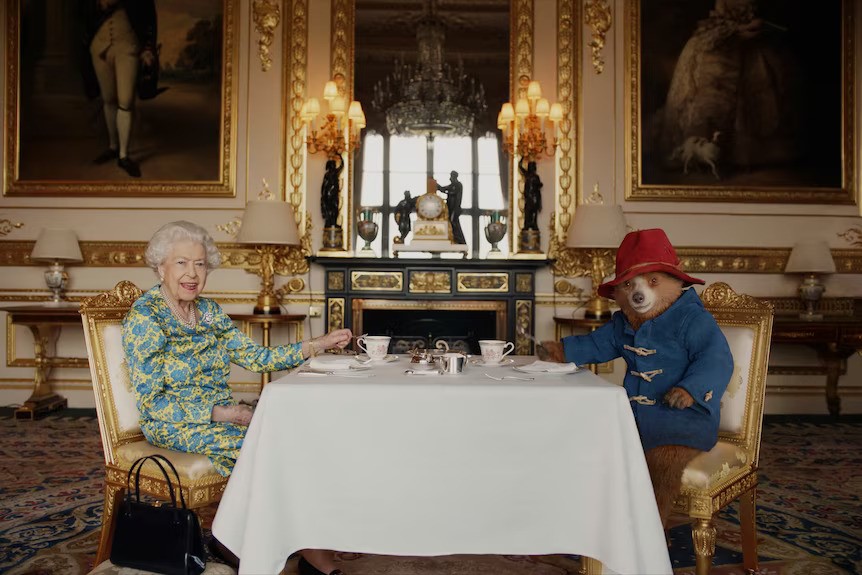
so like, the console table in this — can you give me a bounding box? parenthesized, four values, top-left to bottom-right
(0, 304, 83, 419)
(771, 315, 862, 417)
(1, 304, 304, 418)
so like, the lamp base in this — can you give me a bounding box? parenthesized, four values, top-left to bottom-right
(584, 296, 614, 320)
(254, 292, 282, 315)
(253, 304, 282, 315)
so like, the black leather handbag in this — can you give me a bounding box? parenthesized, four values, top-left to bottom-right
(110, 454, 206, 575)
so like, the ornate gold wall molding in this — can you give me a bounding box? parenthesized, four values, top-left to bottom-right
(409, 272, 451, 294)
(583, 0, 611, 74)
(282, 0, 308, 237)
(2, 241, 860, 275)
(553, 0, 579, 254)
(252, 0, 280, 71)
(0, 219, 23, 236)
(552, 246, 862, 278)
(839, 227, 862, 246)
(0, 241, 310, 274)
(509, 0, 534, 254)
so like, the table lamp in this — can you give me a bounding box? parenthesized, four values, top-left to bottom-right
(236, 199, 301, 314)
(566, 189, 627, 319)
(784, 241, 835, 321)
(30, 228, 83, 305)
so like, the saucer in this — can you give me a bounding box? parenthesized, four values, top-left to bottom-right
(513, 361, 579, 374)
(355, 354, 399, 363)
(470, 358, 515, 367)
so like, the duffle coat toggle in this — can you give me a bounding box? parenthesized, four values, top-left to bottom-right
(623, 344, 656, 356)
(629, 395, 657, 406)
(629, 368, 663, 382)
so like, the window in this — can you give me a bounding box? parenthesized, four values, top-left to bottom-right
(355, 131, 508, 258)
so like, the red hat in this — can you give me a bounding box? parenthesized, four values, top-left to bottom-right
(597, 228, 704, 299)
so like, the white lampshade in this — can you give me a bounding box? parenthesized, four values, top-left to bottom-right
(236, 200, 300, 245)
(785, 241, 836, 274)
(567, 203, 627, 248)
(31, 228, 83, 262)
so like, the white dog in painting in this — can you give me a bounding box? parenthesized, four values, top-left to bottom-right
(670, 131, 721, 180)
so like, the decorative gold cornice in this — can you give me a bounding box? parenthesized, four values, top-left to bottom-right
(584, 0, 611, 74)
(3, 241, 860, 276)
(252, 0, 280, 72)
(552, 245, 862, 278)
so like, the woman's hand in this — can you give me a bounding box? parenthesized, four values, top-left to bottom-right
(212, 404, 254, 426)
(317, 328, 353, 352)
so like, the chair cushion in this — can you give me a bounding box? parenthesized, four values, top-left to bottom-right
(102, 323, 142, 435)
(717, 325, 755, 435)
(681, 440, 749, 490)
(116, 442, 220, 481)
(89, 560, 236, 575)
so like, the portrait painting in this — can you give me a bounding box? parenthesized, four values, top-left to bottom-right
(627, 0, 855, 204)
(4, 0, 236, 197)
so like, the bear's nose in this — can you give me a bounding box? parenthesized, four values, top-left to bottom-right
(632, 291, 645, 305)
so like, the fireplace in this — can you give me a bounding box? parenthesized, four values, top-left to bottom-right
(353, 299, 506, 354)
(315, 257, 547, 355)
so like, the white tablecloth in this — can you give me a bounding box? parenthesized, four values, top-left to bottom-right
(212, 358, 672, 575)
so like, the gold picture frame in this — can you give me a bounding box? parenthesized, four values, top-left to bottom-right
(625, 0, 855, 204)
(4, 0, 238, 197)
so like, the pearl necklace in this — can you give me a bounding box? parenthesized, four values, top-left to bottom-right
(161, 285, 197, 329)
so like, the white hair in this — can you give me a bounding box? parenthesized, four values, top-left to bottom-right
(144, 221, 222, 271)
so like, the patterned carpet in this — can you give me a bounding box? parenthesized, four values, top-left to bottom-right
(1, 412, 859, 575)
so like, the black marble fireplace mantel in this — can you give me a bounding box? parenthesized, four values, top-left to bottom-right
(313, 257, 548, 355)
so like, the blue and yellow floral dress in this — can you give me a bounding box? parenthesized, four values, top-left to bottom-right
(122, 285, 304, 476)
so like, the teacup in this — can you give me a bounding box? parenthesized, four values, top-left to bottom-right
(479, 339, 515, 364)
(357, 335, 391, 360)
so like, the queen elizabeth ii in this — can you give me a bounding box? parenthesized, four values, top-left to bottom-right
(122, 220, 349, 575)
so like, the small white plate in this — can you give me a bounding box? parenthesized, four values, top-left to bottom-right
(355, 354, 399, 363)
(513, 362, 579, 374)
(470, 358, 515, 367)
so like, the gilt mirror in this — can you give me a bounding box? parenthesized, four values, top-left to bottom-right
(352, 0, 511, 259)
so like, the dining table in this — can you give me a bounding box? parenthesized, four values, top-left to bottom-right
(211, 355, 672, 575)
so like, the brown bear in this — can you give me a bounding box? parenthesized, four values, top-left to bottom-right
(542, 228, 733, 532)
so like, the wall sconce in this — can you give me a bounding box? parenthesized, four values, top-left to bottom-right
(785, 241, 836, 320)
(301, 79, 366, 252)
(497, 80, 563, 162)
(497, 79, 562, 253)
(565, 187, 627, 319)
(30, 228, 83, 305)
(237, 198, 306, 314)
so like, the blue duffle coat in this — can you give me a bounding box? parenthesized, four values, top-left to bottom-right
(562, 288, 733, 452)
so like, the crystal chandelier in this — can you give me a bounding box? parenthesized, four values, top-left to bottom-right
(372, 0, 487, 138)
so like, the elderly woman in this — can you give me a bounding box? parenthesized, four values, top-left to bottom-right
(122, 221, 349, 575)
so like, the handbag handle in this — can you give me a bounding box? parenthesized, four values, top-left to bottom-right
(125, 454, 188, 510)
